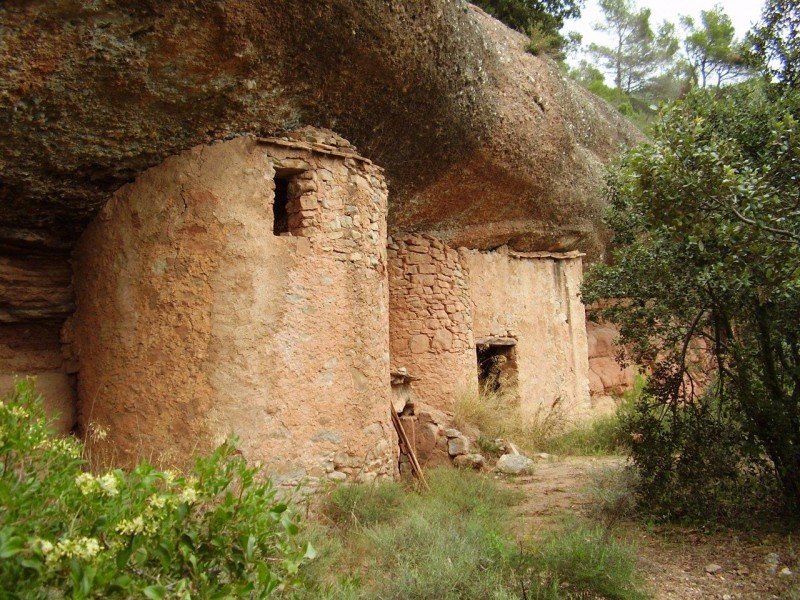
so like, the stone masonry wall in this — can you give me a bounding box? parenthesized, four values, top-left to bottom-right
(461, 248, 592, 420)
(70, 133, 396, 486)
(388, 235, 476, 412)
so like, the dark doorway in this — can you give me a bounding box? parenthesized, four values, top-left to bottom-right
(476, 337, 519, 395)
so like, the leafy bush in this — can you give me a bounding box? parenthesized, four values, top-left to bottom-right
(0, 379, 313, 599)
(621, 388, 779, 522)
(583, 77, 800, 516)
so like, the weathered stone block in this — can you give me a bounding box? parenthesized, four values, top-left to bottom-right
(409, 334, 430, 354)
(453, 453, 484, 469)
(447, 435, 469, 456)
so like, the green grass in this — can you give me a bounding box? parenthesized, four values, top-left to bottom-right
(541, 376, 647, 456)
(453, 383, 568, 456)
(541, 413, 628, 456)
(299, 469, 652, 599)
(523, 521, 651, 600)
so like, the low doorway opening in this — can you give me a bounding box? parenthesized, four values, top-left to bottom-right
(476, 336, 519, 396)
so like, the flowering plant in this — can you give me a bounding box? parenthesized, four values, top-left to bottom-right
(0, 379, 312, 598)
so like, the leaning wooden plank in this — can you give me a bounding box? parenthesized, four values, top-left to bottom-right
(390, 405, 430, 491)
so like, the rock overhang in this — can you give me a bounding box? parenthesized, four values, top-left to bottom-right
(0, 0, 643, 259)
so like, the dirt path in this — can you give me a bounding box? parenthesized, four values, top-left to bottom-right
(506, 456, 800, 600)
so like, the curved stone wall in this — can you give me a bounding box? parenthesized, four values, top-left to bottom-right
(388, 235, 477, 411)
(70, 134, 396, 485)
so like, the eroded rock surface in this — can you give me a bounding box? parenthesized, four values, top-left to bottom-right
(1, 0, 641, 260)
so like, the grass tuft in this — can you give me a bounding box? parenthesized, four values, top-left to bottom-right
(523, 521, 651, 600)
(453, 384, 568, 455)
(300, 469, 651, 599)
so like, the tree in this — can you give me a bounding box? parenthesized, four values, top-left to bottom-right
(589, 0, 678, 93)
(749, 0, 800, 87)
(582, 80, 800, 516)
(471, 0, 583, 52)
(682, 6, 748, 88)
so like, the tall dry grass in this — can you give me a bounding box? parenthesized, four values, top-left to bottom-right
(452, 379, 569, 455)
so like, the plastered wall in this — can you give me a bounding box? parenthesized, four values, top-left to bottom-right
(460, 248, 592, 420)
(70, 134, 396, 486)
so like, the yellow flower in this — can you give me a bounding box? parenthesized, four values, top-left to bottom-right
(97, 473, 119, 497)
(179, 487, 198, 504)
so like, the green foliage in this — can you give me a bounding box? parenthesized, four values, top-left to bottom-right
(582, 78, 800, 517)
(471, 0, 583, 55)
(748, 0, 800, 88)
(302, 470, 651, 600)
(682, 6, 749, 88)
(521, 521, 650, 600)
(0, 378, 312, 599)
(622, 388, 779, 522)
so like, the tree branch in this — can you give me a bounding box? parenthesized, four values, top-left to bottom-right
(729, 201, 800, 244)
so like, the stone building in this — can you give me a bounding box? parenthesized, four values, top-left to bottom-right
(389, 236, 594, 420)
(64, 131, 397, 486)
(1, 129, 632, 483)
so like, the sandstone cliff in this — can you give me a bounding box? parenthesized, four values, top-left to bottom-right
(1, 0, 641, 260)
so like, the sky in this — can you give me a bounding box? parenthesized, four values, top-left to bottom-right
(566, 0, 764, 68)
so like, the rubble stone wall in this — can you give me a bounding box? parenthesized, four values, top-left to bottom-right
(460, 248, 592, 420)
(388, 235, 477, 411)
(70, 133, 396, 486)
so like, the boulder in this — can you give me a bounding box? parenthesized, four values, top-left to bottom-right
(496, 453, 534, 475)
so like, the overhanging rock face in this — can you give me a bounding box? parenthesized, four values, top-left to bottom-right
(0, 0, 642, 259)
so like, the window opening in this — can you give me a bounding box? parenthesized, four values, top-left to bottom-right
(272, 176, 291, 236)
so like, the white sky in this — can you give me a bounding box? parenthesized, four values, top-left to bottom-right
(567, 0, 764, 69)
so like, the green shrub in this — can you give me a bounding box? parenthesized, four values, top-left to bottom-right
(622, 388, 780, 523)
(0, 378, 313, 599)
(584, 464, 640, 526)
